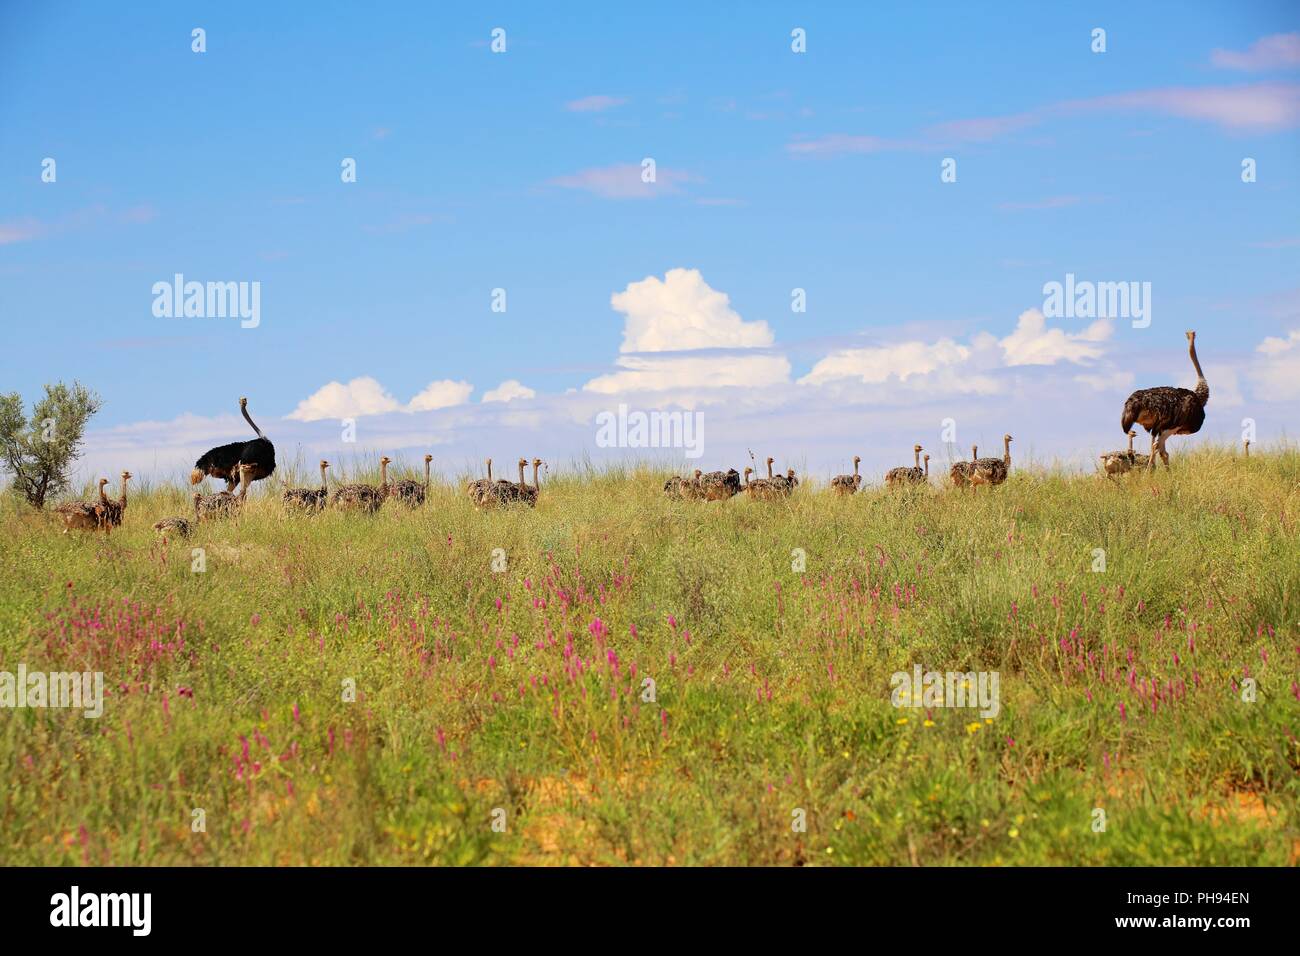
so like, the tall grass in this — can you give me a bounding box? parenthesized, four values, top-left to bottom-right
(0, 445, 1295, 865)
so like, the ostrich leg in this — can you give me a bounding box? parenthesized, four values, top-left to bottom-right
(1148, 432, 1159, 472)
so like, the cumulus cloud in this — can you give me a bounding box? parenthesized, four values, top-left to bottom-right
(1255, 328, 1300, 400)
(408, 379, 474, 411)
(287, 377, 403, 421)
(288, 377, 471, 421)
(799, 338, 974, 386)
(482, 379, 537, 403)
(611, 268, 774, 352)
(581, 268, 788, 397)
(1211, 33, 1300, 72)
(999, 309, 1111, 366)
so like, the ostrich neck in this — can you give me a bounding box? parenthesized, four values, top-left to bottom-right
(518, 463, 526, 485)
(379, 461, 388, 491)
(924, 459, 929, 476)
(423, 461, 430, 488)
(532, 463, 540, 487)
(1189, 341, 1208, 402)
(119, 478, 128, 506)
(913, 449, 920, 468)
(320, 466, 328, 492)
(486, 461, 493, 482)
(1127, 433, 1134, 453)
(853, 460, 859, 477)
(242, 405, 264, 439)
(1003, 439, 1011, 466)
(767, 461, 774, 478)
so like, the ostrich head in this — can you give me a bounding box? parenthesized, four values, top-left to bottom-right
(743, 466, 753, 485)
(423, 454, 433, 464)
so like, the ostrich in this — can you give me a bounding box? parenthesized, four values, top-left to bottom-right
(283, 460, 330, 512)
(191, 397, 277, 492)
(950, 445, 977, 489)
(466, 459, 495, 506)
(331, 457, 390, 513)
(1100, 431, 1149, 476)
(831, 456, 862, 495)
(154, 493, 202, 539)
(745, 466, 794, 500)
(519, 458, 543, 508)
(665, 469, 704, 500)
(99, 471, 131, 529)
(970, 435, 1012, 489)
(53, 478, 110, 533)
(699, 468, 742, 501)
(1121, 331, 1209, 471)
(885, 445, 924, 488)
(389, 455, 432, 507)
(198, 463, 253, 520)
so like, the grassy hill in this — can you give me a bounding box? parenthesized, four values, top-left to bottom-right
(1, 446, 1296, 864)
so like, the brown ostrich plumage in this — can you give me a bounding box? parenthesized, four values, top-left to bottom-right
(699, 468, 742, 500)
(831, 456, 862, 495)
(331, 457, 390, 514)
(283, 460, 331, 512)
(154, 493, 201, 538)
(1120, 331, 1209, 470)
(53, 478, 110, 533)
(466, 459, 496, 507)
(389, 455, 432, 507)
(518, 458, 543, 508)
(198, 464, 253, 520)
(98, 471, 131, 529)
(950, 446, 977, 488)
(970, 435, 1012, 488)
(1100, 431, 1150, 476)
(886, 445, 925, 488)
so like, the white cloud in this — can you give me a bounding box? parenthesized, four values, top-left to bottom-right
(1074, 371, 1135, 392)
(999, 309, 1111, 366)
(482, 379, 537, 403)
(799, 339, 974, 386)
(288, 377, 471, 421)
(585, 353, 791, 395)
(1211, 33, 1300, 72)
(406, 379, 474, 411)
(287, 376, 403, 421)
(1255, 328, 1300, 400)
(611, 268, 774, 352)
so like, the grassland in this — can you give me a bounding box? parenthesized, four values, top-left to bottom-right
(0, 446, 1296, 866)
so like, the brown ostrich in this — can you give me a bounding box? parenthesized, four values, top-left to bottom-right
(1100, 431, 1150, 476)
(198, 463, 253, 520)
(886, 445, 924, 487)
(950, 445, 977, 489)
(331, 457, 390, 514)
(389, 455, 432, 507)
(519, 458, 543, 507)
(699, 468, 742, 500)
(831, 456, 862, 495)
(53, 478, 110, 533)
(743, 466, 786, 501)
(466, 459, 495, 507)
(283, 460, 330, 512)
(1120, 331, 1208, 471)
(98, 471, 132, 529)
(970, 435, 1012, 489)
(154, 493, 202, 539)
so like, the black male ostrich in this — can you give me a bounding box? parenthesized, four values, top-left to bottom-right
(191, 397, 277, 491)
(1120, 331, 1208, 471)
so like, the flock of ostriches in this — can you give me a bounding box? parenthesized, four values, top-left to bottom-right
(53, 331, 1220, 538)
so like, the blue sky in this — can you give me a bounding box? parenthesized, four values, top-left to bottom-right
(2, 2, 1298, 483)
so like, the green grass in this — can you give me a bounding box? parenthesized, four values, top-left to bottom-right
(1, 445, 1296, 865)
